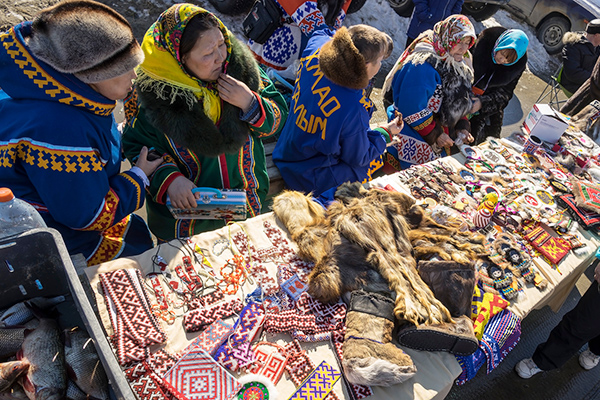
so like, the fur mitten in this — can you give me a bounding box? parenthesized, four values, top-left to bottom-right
(342, 290, 417, 386)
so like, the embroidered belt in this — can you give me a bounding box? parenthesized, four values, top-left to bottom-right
(100, 269, 166, 366)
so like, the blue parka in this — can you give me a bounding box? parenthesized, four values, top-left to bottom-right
(272, 29, 390, 197)
(0, 22, 153, 265)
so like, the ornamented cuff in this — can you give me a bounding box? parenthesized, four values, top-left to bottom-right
(129, 166, 149, 187)
(413, 119, 436, 137)
(240, 94, 261, 125)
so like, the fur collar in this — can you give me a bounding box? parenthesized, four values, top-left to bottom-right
(472, 27, 527, 90)
(318, 27, 369, 90)
(562, 31, 588, 46)
(137, 35, 260, 158)
(421, 53, 473, 131)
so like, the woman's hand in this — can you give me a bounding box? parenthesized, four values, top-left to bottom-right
(217, 73, 254, 112)
(135, 146, 163, 177)
(471, 97, 482, 113)
(167, 176, 199, 209)
(436, 133, 454, 148)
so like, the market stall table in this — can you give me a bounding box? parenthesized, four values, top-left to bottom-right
(80, 187, 599, 400)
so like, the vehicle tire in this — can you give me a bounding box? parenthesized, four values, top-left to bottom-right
(386, 0, 414, 17)
(536, 16, 570, 55)
(207, 0, 253, 15)
(461, 2, 499, 22)
(347, 0, 367, 14)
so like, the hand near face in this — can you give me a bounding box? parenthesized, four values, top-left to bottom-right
(217, 73, 254, 112)
(167, 176, 199, 209)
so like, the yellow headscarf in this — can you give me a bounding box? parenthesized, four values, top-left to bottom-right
(136, 4, 232, 122)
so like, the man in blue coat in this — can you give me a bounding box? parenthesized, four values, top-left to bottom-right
(406, 0, 465, 48)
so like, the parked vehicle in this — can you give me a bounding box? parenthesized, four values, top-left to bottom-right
(504, 0, 600, 54)
(386, 0, 600, 54)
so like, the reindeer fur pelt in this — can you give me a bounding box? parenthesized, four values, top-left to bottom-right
(272, 184, 453, 326)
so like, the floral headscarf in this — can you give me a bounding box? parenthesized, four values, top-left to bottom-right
(431, 14, 476, 57)
(383, 14, 475, 94)
(136, 4, 232, 122)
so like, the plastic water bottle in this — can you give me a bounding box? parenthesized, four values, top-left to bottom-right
(0, 187, 46, 239)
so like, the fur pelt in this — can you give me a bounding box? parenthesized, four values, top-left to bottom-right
(424, 53, 474, 137)
(272, 184, 453, 326)
(417, 260, 475, 317)
(137, 34, 260, 157)
(318, 27, 369, 90)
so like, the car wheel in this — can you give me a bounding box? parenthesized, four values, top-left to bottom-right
(386, 0, 414, 17)
(536, 16, 570, 54)
(207, 0, 253, 15)
(461, 2, 500, 22)
(347, 0, 367, 14)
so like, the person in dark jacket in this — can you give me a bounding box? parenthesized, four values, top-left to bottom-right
(561, 55, 600, 116)
(560, 20, 600, 96)
(470, 27, 529, 145)
(405, 0, 465, 49)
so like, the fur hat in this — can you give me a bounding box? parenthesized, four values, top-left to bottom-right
(27, 0, 143, 83)
(587, 19, 600, 35)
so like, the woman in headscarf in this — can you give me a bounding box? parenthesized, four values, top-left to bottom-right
(122, 4, 288, 241)
(470, 27, 528, 145)
(382, 14, 477, 170)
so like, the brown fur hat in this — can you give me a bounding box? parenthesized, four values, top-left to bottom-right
(318, 27, 369, 90)
(27, 0, 143, 83)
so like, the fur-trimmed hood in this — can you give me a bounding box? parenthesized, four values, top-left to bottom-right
(472, 26, 528, 91)
(136, 34, 260, 158)
(318, 27, 369, 90)
(563, 31, 588, 46)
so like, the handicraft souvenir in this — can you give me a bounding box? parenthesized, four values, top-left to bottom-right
(482, 149, 503, 165)
(163, 348, 241, 400)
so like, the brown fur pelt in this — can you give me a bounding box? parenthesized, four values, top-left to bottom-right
(272, 185, 453, 326)
(403, 204, 488, 264)
(417, 260, 475, 317)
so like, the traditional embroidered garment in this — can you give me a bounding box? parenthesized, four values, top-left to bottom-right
(382, 15, 475, 169)
(272, 28, 390, 197)
(122, 4, 288, 241)
(0, 22, 152, 265)
(248, 0, 351, 72)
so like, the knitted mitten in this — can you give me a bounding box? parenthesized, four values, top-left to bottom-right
(342, 290, 416, 386)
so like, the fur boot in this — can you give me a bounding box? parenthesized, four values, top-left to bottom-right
(396, 315, 479, 356)
(416, 260, 475, 317)
(342, 290, 417, 386)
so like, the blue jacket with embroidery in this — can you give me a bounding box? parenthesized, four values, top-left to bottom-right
(0, 22, 152, 265)
(273, 29, 389, 196)
(386, 60, 443, 169)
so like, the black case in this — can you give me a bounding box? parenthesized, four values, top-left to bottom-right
(242, 0, 283, 44)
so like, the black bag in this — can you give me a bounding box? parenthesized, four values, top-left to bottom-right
(242, 0, 283, 45)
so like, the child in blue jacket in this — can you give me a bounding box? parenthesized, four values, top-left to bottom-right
(273, 25, 402, 199)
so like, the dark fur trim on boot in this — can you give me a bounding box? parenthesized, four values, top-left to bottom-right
(417, 260, 475, 317)
(342, 290, 416, 386)
(396, 315, 479, 355)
